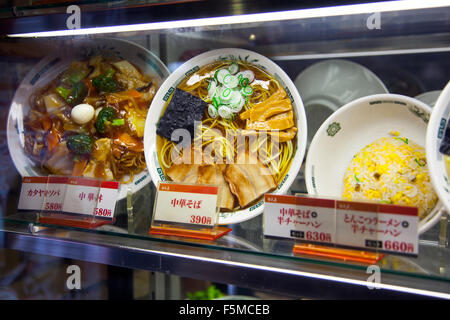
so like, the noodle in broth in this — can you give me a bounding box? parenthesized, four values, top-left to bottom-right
(157, 60, 297, 209)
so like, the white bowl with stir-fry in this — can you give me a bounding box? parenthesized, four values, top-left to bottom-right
(305, 94, 443, 234)
(7, 38, 170, 200)
(144, 48, 307, 225)
(426, 81, 450, 215)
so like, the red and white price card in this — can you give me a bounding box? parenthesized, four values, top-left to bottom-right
(18, 177, 51, 211)
(94, 181, 120, 219)
(41, 176, 68, 212)
(61, 177, 119, 219)
(153, 182, 219, 228)
(264, 194, 419, 256)
(264, 194, 336, 244)
(18, 176, 119, 219)
(62, 177, 102, 216)
(336, 200, 418, 256)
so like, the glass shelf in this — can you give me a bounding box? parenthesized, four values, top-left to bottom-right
(4, 179, 450, 285)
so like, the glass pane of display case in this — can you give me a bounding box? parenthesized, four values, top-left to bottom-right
(0, 1, 449, 293)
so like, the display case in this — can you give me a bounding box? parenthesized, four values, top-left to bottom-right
(0, 0, 449, 299)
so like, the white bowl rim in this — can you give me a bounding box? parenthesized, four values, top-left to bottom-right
(144, 48, 308, 225)
(305, 93, 443, 235)
(426, 81, 450, 217)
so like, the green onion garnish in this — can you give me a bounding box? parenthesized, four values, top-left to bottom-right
(111, 118, 125, 126)
(354, 174, 360, 182)
(395, 137, 408, 144)
(415, 158, 425, 167)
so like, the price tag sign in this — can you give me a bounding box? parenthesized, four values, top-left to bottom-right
(264, 194, 336, 244)
(40, 176, 69, 212)
(336, 200, 418, 256)
(18, 177, 50, 211)
(62, 177, 101, 216)
(19, 176, 119, 220)
(153, 182, 219, 228)
(335, 200, 379, 249)
(94, 181, 120, 219)
(377, 204, 418, 255)
(264, 194, 419, 257)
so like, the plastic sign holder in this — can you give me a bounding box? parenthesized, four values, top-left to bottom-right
(15, 175, 119, 229)
(292, 244, 383, 265)
(264, 193, 419, 264)
(149, 181, 231, 241)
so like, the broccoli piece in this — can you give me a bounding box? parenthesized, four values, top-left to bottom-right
(95, 107, 116, 134)
(67, 134, 93, 155)
(92, 68, 118, 93)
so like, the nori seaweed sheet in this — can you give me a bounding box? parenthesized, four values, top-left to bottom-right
(156, 88, 207, 145)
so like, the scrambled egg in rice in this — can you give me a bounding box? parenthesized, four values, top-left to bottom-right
(342, 134, 438, 220)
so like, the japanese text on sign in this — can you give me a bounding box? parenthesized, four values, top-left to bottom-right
(264, 194, 419, 256)
(18, 176, 68, 212)
(153, 182, 219, 228)
(18, 176, 119, 219)
(28, 189, 60, 198)
(62, 178, 119, 218)
(336, 200, 418, 255)
(264, 194, 336, 244)
(344, 214, 405, 237)
(278, 208, 323, 229)
(171, 198, 202, 209)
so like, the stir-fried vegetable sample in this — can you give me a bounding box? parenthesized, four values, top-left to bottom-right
(23, 55, 158, 182)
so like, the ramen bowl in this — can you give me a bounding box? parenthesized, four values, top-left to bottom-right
(305, 93, 442, 234)
(426, 82, 450, 215)
(7, 38, 170, 200)
(144, 48, 307, 225)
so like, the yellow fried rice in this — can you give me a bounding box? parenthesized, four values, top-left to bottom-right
(342, 135, 438, 220)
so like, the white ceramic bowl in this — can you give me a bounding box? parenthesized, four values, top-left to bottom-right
(294, 59, 388, 147)
(426, 81, 450, 215)
(305, 93, 442, 234)
(7, 38, 170, 200)
(144, 48, 308, 225)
